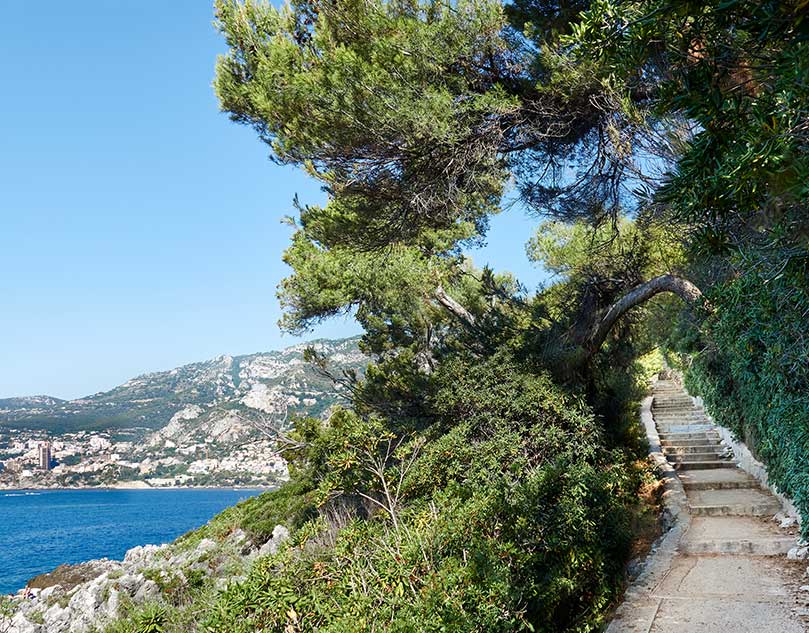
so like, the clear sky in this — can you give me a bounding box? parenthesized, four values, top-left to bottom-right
(0, 1, 545, 400)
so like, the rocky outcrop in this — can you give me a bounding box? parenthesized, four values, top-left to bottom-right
(2, 527, 289, 633)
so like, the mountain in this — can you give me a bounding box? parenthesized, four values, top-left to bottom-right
(0, 337, 366, 488)
(0, 337, 364, 434)
(0, 395, 66, 411)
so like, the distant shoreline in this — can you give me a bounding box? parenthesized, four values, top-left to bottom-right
(0, 484, 273, 492)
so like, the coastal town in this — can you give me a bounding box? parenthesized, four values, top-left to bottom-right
(0, 426, 288, 489)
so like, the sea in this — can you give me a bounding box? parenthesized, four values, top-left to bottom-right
(0, 488, 263, 595)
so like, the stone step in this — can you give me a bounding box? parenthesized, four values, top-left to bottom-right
(687, 488, 783, 517)
(653, 405, 704, 410)
(680, 535, 798, 555)
(658, 432, 720, 442)
(682, 479, 760, 491)
(661, 438, 721, 447)
(679, 517, 797, 555)
(656, 423, 714, 431)
(657, 425, 717, 435)
(667, 452, 723, 462)
(655, 414, 709, 420)
(652, 411, 706, 418)
(652, 405, 702, 412)
(675, 460, 737, 470)
(677, 469, 759, 489)
(655, 405, 693, 409)
(663, 444, 725, 454)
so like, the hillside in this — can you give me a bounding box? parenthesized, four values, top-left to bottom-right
(0, 337, 365, 488)
(0, 337, 364, 434)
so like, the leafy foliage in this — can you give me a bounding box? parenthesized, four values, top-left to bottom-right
(215, 0, 512, 247)
(566, 0, 809, 536)
(172, 1, 809, 631)
(203, 353, 650, 632)
(572, 0, 809, 248)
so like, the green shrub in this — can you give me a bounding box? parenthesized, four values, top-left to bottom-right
(133, 603, 168, 633)
(202, 353, 645, 632)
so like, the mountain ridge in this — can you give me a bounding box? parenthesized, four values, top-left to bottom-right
(0, 336, 365, 488)
(0, 336, 364, 434)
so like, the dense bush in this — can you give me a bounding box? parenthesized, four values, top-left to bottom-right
(201, 353, 648, 632)
(667, 264, 809, 535)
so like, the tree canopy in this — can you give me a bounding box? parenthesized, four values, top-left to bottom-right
(214, 0, 720, 364)
(205, 1, 809, 629)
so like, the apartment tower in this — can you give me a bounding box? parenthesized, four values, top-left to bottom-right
(37, 441, 51, 471)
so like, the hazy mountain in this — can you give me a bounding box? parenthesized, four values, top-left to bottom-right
(0, 395, 66, 411)
(0, 338, 365, 435)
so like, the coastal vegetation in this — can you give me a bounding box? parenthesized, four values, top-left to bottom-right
(208, 0, 807, 628)
(12, 0, 804, 631)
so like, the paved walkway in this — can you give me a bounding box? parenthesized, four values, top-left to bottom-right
(608, 379, 808, 632)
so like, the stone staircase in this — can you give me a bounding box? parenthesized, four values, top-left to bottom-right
(653, 379, 786, 524)
(607, 378, 806, 632)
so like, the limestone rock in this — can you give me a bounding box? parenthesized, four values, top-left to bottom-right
(11, 612, 42, 633)
(105, 588, 121, 618)
(257, 524, 290, 558)
(114, 572, 144, 596)
(124, 544, 163, 565)
(39, 584, 65, 603)
(196, 538, 217, 554)
(43, 603, 71, 631)
(133, 579, 160, 604)
(27, 560, 116, 592)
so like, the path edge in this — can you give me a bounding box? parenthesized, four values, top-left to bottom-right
(605, 380, 690, 632)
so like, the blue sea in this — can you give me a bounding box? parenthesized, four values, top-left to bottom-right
(0, 488, 263, 595)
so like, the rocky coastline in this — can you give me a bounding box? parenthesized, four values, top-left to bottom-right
(2, 525, 289, 633)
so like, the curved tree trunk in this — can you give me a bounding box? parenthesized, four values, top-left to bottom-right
(583, 274, 706, 355)
(433, 275, 706, 361)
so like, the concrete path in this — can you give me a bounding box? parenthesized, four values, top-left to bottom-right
(608, 379, 808, 632)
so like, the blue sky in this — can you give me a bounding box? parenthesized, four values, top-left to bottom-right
(0, 1, 544, 400)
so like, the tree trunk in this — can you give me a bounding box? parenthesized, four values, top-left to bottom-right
(583, 274, 706, 355)
(432, 275, 706, 360)
(434, 285, 477, 328)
